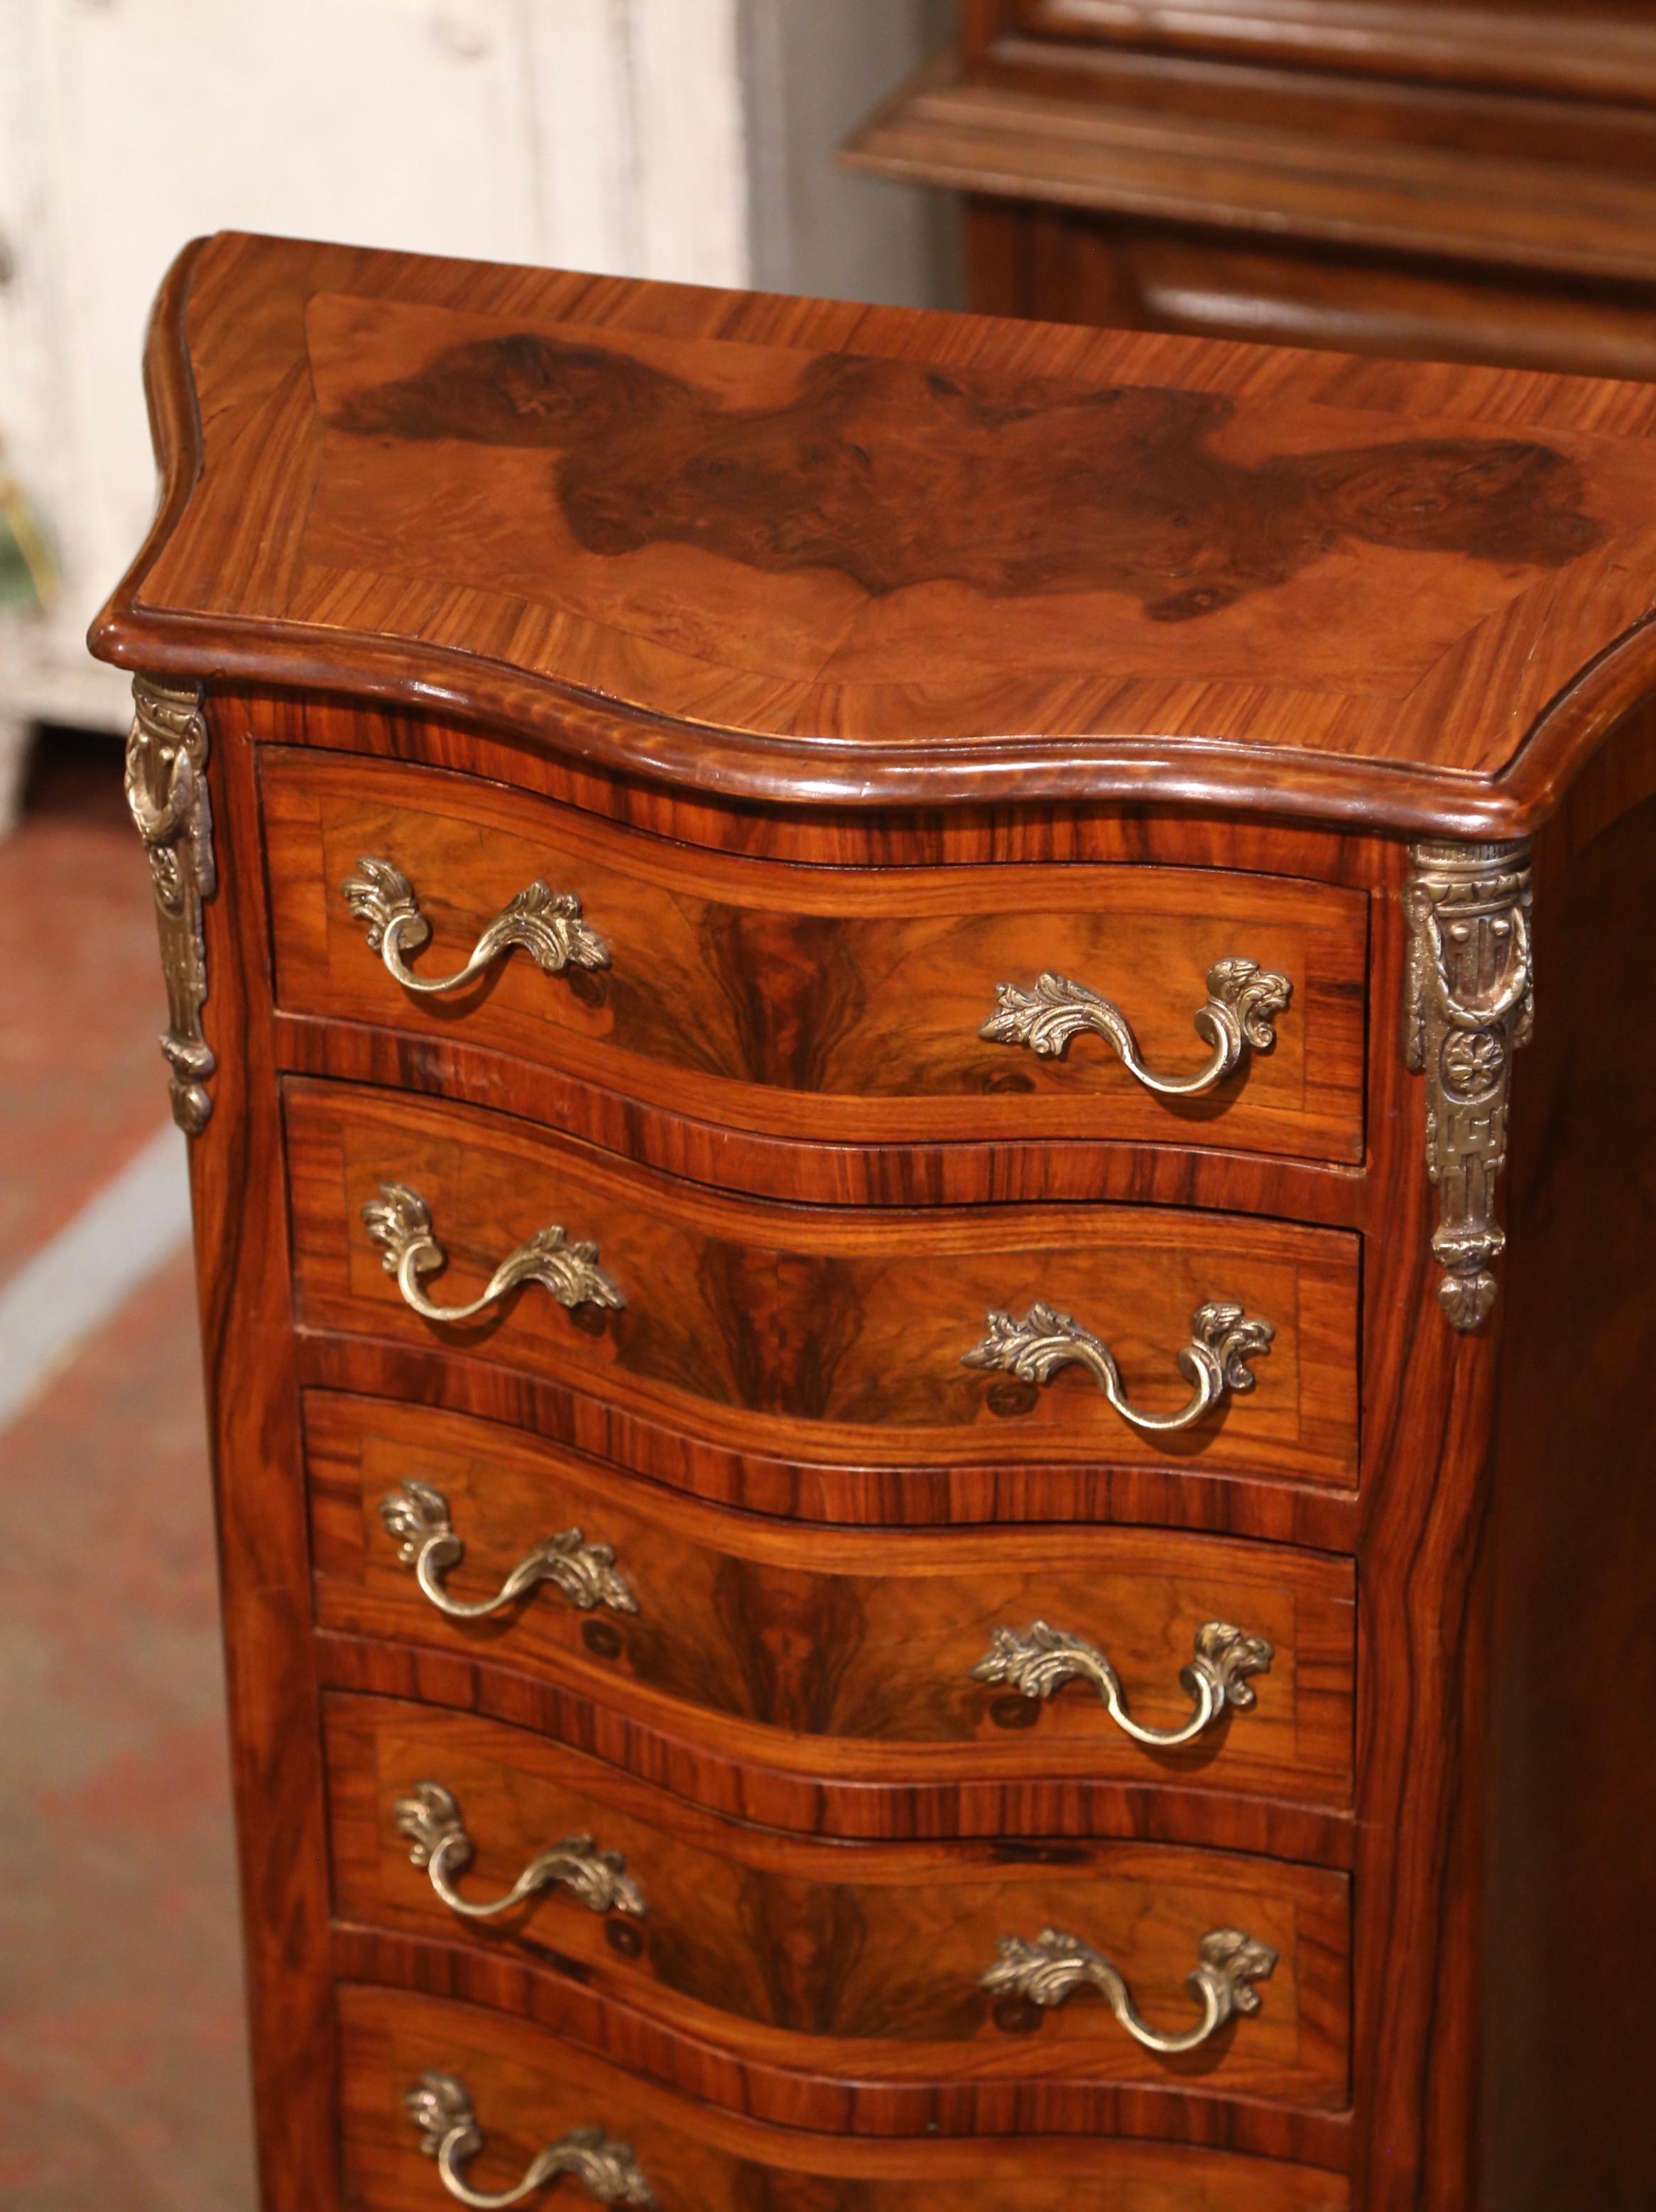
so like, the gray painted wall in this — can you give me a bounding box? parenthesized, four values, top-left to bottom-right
(741, 0, 959, 310)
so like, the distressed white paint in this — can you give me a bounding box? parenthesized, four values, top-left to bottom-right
(523, 0, 640, 279)
(0, 0, 749, 770)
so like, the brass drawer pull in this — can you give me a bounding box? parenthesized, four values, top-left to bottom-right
(342, 855, 609, 994)
(407, 2074, 655, 2208)
(963, 1297, 1272, 1434)
(379, 1478, 638, 1620)
(974, 1618, 1273, 1747)
(981, 959, 1290, 1097)
(396, 1782, 646, 1920)
(363, 1182, 624, 1324)
(982, 1926, 1276, 2055)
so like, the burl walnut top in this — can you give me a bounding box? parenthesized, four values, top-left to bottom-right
(92, 230, 1656, 832)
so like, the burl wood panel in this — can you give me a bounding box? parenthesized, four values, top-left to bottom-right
(92, 231, 1656, 835)
(285, 1080, 1361, 1486)
(261, 748, 1368, 1165)
(324, 1698, 1349, 2111)
(337, 1984, 1352, 2205)
(308, 1395, 1356, 1812)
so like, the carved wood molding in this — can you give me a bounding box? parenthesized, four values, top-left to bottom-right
(1403, 837, 1534, 1331)
(124, 673, 216, 1133)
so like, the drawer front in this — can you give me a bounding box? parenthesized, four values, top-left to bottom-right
(287, 1082, 1361, 1486)
(329, 1701, 1349, 2108)
(310, 1397, 1356, 1807)
(263, 751, 1367, 1163)
(341, 1986, 1351, 2206)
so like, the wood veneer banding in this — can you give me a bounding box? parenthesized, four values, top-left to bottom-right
(284, 1078, 1361, 1488)
(313, 1627, 1356, 1863)
(307, 1393, 1357, 1814)
(323, 1694, 1351, 2122)
(87, 232, 1656, 2211)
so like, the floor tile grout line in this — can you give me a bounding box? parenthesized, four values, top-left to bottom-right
(0, 1121, 194, 1433)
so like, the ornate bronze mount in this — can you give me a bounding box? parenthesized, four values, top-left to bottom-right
(342, 855, 609, 994)
(981, 1925, 1277, 2055)
(362, 1183, 624, 1325)
(124, 675, 216, 1132)
(396, 1782, 646, 1921)
(1403, 839, 1534, 1331)
(972, 1618, 1273, 1748)
(379, 1478, 637, 1620)
(981, 957, 1290, 1097)
(963, 1298, 1272, 1434)
(406, 2074, 655, 2208)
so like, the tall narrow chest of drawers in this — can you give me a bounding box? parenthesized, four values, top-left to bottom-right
(92, 231, 1656, 2212)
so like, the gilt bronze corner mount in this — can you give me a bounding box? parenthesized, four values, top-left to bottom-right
(1403, 838, 1533, 1331)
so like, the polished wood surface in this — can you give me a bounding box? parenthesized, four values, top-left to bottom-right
(256, 685, 1402, 1224)
(89, 231, 1656, 836)
(244, 686, 1385, 873)
(308, 1396, 1356, 1809)
(324, 1698, 1349, 2111)
(217, 703, 1471, 2201)
(261, 748, 1368, 1163)
(339, 1985, 1352, 2208)
(285, 1079, 1360, 1485)
(1003, 0, 1656, 102)
(853, 38, 1656, 289)
(85, 234, 1656, 2212)
(962, 203, 1656, 386)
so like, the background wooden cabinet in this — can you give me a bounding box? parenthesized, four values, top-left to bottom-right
(846, 0, 1656, 378)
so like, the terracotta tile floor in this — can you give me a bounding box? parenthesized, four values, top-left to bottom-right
(0, 732, 183, 1282)
(0, 732, 256, 2211)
